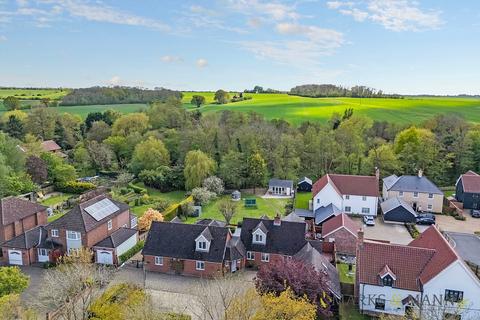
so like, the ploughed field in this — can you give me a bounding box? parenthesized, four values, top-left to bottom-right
(1, 88, 480, 124)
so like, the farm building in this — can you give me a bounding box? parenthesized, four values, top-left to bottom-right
(297, 177, 312, 192)
(455, 171, 480, 210)
(267, 179, 294, 197)
(381, 197, 417, 223)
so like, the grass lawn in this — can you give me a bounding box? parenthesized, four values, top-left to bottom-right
(185, 194, 289, 225)
(295, 192, 311, 209)
(40, 194, 74, 206)
(338, 263, 356, 284)
(339, 303, 371, 320)
(129, 183, 187, 217)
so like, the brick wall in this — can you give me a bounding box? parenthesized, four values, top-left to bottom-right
(0, 209, 47, 243)
(144, 255, 224, 277)
(325, 228, 357, 256)
(245, 251, 286, 268)
(86, 210, 131, 247)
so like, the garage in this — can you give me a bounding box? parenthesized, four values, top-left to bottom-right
(8, 249, 23, 265)
(97, 250, 113, 265)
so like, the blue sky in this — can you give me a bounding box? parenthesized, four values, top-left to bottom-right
(0, 0, 479, 94)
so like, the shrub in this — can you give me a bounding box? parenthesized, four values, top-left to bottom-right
(57, 181, 96, 194)
(119, 240, 144, 264)
(128, 182, 147, 194)
(154, 199, 171, 212)
(203, 176, 225, 195)
(191, 187, 216, 205)
(405, 223, 420, 239)
(138, 208, 164, 231)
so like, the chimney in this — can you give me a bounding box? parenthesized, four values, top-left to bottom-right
(418, 169, 423, 178)
(375, 167, 380, 180)
(358, 229, 364, 243)
(273, 213, 281, 226)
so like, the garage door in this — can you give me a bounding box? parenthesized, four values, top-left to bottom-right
(8, 250, 23, 266)
(97, 250, 113, 265)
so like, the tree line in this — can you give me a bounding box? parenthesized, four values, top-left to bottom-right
(289, 84, 403, 98)
(59, 86, 182, 106)
(0, 96, 479, 198)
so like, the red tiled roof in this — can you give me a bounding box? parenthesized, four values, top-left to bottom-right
(408, 226, 458, 284)
(41, 140, 61, 152)
(1, 197, 47, 226)
(321, 213, 360, 238)
(312, 174, 379, 198)
(378, 264, 396, 280)
(357, 240, 435, 291)
(460, 171, 480, 193)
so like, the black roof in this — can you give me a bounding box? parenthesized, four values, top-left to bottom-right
(142, 221, 230, 263)
(225, 236, 246, 261)
(195, 219, 227, 227)
(268, 179, 293, 189)
(93, 228, 137, 248)
(240, 218, 307, 256)
(2, 226, 61, 250)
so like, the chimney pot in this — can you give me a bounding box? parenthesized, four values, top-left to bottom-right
(274, 213, 281, 226)
(358, 229, 364, 242)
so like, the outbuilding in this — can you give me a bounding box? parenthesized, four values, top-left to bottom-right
(232, 190, 241, 201)
(297, 177, 313, 192)
(381, 197, 417, 223)
(268, 179, 294, 197)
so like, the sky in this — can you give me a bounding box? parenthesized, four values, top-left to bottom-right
(0, 0, 479, 95)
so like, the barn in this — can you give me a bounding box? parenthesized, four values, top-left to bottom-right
(381, 197, 417, 223)
(297, 177, 313, 192)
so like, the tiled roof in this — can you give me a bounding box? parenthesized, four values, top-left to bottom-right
(321, 213, 360, 238)
(268, 179, 293, 189)
(409, 226, 458, 284)
(314, 203, 341, 225)
(2, 226, 60, 250)
(378, 265, 396, 280)
(41, 140, 61, 152)
(46, 195, 129, 233)
(1, 197, 47, 226)
(142, 221, 230, 263)
(459, 171, 480, 193)
(312, 174, 379, 198)
(384, 175, 443, 194)
(225, 236, 245, 261)
(357, 240, 435, 291)
(240, 218, 307, 256)
(195, 219, 227, 227)
(92, 228, 137, 248)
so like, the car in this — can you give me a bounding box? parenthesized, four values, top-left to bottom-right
(363, 215, 375, 226)
(471, 210, 480, 218)
(416, 213, 436, 225)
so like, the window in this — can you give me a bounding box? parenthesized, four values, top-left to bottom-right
(427, 204, 433, 211)
(345, 195, 350, 200)
(107, 219, 112, 230)
(154, 256, 163, 266)
(445, 290, 463, 303)
(375, 298, 386, 310)
(131, 216, 138, 228)
(413, 192, 419, 198)
(122, 224, 128, 228)
(362, 196, 367, 201)
(362, 207, 370, 214)
(38, 248, 47, 256)
(261, 253, 269, 262)
(51, 229, 59, 238)
(429, 193, 434, 199)
(196, 261, 205, 270)
(345, 206, 351, 212)
(317, 199, 320, 204)
(253, 232, 266, 244)
(67, 230, 80, 240)
(197, 241, 207, 251)
(247, 251, 254, 260)
(382, 275, 393, 287)
(399, 191, 404, 197)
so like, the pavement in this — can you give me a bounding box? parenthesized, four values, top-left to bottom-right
(444, 232, 480, 266)
(353, 216, 414, 245)
(435, 213, 480, 234)
(19, 266, 50, 314)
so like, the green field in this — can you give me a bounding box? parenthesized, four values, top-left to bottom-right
(0, 88, 69, 100)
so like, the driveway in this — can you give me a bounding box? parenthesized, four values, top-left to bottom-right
(444, 232, 480, 266)
(19, 266, 50, 313)
(435, 214, 480, 234)
(353, 217, 414, 245)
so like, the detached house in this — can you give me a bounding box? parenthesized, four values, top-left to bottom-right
(142, 221, 244, 277)
(356, 226, 480, 319)
(455, 171, 480, 210)
(383, 170, 443, 213)
(240, 216, 307, 267)
(45, 195, 138, 265)
(312, 174, 380, 217)
(0, 197, 48, 243)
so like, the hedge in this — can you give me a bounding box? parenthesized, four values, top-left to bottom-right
(119, 240, 144, 264)
(405, 223, 420, 239)
(128, 182, 147, 195)
(57, 181, 96, 194)
(163, 196, 193, 221)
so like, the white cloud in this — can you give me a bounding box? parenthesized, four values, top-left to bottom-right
(196, 58, 208, 68)
(275, 23, 344, 48)
(161, 55, 183, 63)
(227, 0, 300, 22)
(328, 0, 443, 31)
(246, 17, 262, 28)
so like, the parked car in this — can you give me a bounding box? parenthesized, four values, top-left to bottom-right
(471, 209, 480, 218)
(363, 215, 375, 226)
(416, 213, 436, 225)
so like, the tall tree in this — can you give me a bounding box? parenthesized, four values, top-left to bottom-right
(3, 96, 20, 110)
(130, 136, 170, 174)
(112, 113, 150, 137)
(247, 152, 267, 192)
(184, 150, 216, 190)
(191, 95, 206, 108)
(26, 107, 58, 140)
(272, 134, 300, 180)
(4, 115, 24, 139)
(25, 155, 48, 184)
(219, 151, 246, 189)
(214, 90, 230, 104)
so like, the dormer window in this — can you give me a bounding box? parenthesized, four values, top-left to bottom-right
(195, 228, 212, 252)
(382, 275, 394, 287)
(252, 229, 266, 245)
(197, 241, 207, 250)
(379, 265, 396, 287)
(255, 234, 263, 242)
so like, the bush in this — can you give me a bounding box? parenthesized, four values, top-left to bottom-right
(119, 240, 145, 264)
(128, 182, 147, 194)
(154, 199, 171, 212)
(191, 187, 216, 205)
(405, 223, 420, 239)
(57, 181, 96, 194)
(202, 176, 224, 195)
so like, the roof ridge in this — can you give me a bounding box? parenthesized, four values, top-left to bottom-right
(365, 239, 436, 253)
(329, 173, 376, 178)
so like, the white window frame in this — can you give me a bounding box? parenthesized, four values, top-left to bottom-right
(413, 192, 419, 198)
(196, 261, 205, 270)
(362, 207, 370, 214)
(246, 251, 255, 260)
(428, 193, 434, 199)
(67, 230, 81, 240)
(345, 206, 352, 213)
(362, 196, 367, 201)
(131, 216, 138, 228)
(51, 229, 59, 238)
(38, 248, 48, 256)
(261, 253, 270, 262)
(107, 219, 112, 231)
(154, 256, 163, 266)
(197, 241, 207, 251)
(399, 191, 404, 197)
(345, 195, 350, 200)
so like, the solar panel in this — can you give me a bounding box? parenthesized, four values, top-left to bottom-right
(84, 199, 119, 221)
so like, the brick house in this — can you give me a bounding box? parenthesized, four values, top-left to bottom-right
(142, 220, 244, 277)
(0, 196, 48, 243)
(240, 216, 307, 268)
(45, 194, 138, 265)
(321, 213, 360, 257)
